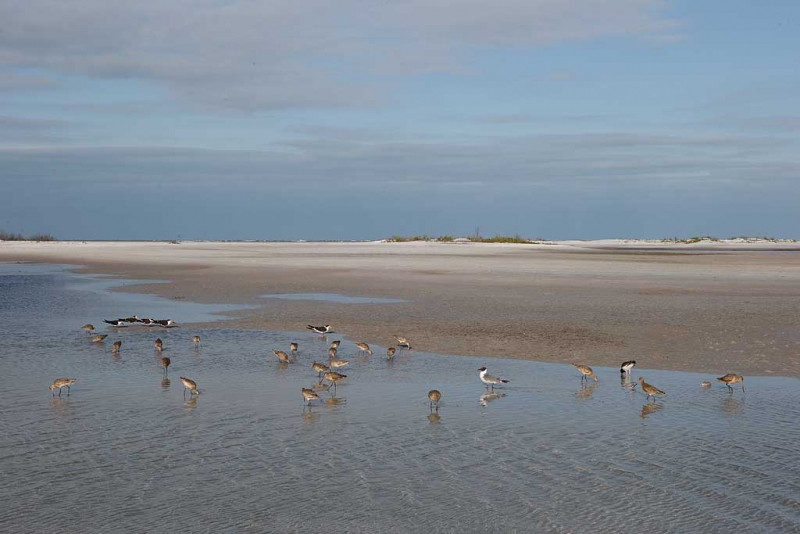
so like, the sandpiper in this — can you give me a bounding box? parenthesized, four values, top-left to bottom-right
(329, 358, 349, 369)
(638, 376, 665, 402)
(112, 340, 122, 353)
(154, 338, 163, 351)
(82, 324, 95, 334)
(290, 342, 298, 353)
(620, 360, 636, 375)
(180, 376, 199, 396)
(193, 335, 201, 347)
(428, 389, 442, 411)
(302, 387, 321, 406)
(717, 373, 745, 393)
(49, 378, 76, 396)
(323, 371, 347, 392)
(573, 364, 598, 382)
(272, 349, 291, 363)
(394, 335, 411, 349)
(355, 342, 372, 356)
(161, 356, 171, 377)
(312, 361, 329, 380)
(478, 367, 509, 390)
(329, 340, 341, 350)
(307, 324, 333, 335)
(91, 334, 108, 343)
(104, 319, 127, 327)
(328, 347, 338, 358)
(387, 347, 396, 360)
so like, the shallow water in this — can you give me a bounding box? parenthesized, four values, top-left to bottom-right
(1, 264, 799, 533)
(262, 292, 405, 304)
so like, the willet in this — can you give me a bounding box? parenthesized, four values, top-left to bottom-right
(49, 378, 76, 396)
(307, 324, 333, 335)
(154, 338, 163, 351)
(620, 360, 636, 375)
(91, 334, 108, 343)
(329, 340, 341, 350)
(573, 364, 598, 382)
(638, 376, 665, 402)
(394, 335, 411, 349)
(302, 387, 321, 406)
(161, 356, 171, 377)
(717, 373, 745, 393)
(81, 324, 95, 334)
(312, 361, 330, 380)
(428, 389, 442, 411)
(478, 367, 509, 390)
(329, 358, 349, 369)
(180, 376, 199, 396)
(272, 349, 291, 363)
(355, 342, 372, 356)
(193, 335, 201, 348)
(323, 371, 347, 392)
(112, 340, 122, 353)
(290, 342, 298, 354)
(386, 347, 396, 360)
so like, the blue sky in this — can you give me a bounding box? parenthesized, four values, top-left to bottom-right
(1, 0, 798, 240)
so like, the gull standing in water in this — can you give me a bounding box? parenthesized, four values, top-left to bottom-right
(638, 376, 665, 402)
(49, 378, 76, 396)
(478, 367, 509, 390)
(428, 390, 442, 411)
(573, 364, 598, 383)
(620, 360, 636, 376)
(717, 373, 745, 393)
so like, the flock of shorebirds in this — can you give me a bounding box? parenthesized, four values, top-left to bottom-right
(51, 321, 746, 410)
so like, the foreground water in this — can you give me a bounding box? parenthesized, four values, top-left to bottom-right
(1, 263, 799, 533)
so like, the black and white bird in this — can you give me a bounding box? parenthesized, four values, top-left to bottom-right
(307, 324, 333, 334)
(620, 360, 636, 375)
(104, 319, 128, 327)
(154, 319, 177, 328)
(478, 367, 509, 390)
(122, 315, 140, 324)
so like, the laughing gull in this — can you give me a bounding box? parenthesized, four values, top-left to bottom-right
(478, 367, 509, 390)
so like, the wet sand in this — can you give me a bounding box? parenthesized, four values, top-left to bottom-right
(2, 240, 799, 377)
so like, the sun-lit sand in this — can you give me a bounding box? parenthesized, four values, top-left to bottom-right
(2, 239, 799, 377)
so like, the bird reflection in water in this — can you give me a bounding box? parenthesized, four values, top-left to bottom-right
(620, 375, 637, 391)
(575, 383, 597, 400)
(184, 395, 198, 412)
(161, 378, 171, 390)
(49, 397, 71, 413)
(324, 395, 347, 408)
(720, 396, 744, 416)
(479, 392, 506, 407)
(640, 402, 663, 419)
(302, 411, 321, 425)
(427, 412, 442, 425)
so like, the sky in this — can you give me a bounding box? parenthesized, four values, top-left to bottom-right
(0, 0, 798, 240)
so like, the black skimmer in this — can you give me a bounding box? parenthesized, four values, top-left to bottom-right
(49, 378, 76, 396)
(193, 335, 201, 347)
(161, 357, 171, 376)
(81, 324, 95, 334)
(180, 376, 199, 397)
(717, 373, 745, 393)
(573, 364, 598, 382)
(307, 324, 333, 335)
(154, 319, 177, 328)
(122, 315, 140, 324)
(620, 360, 636, 375)
(428, 390, 441, 411)
(478, 367, 509, 390)
(272, 350, 291, 363)
(394, 335, 411, 349)
(104, 319, 128, 327)
(302, 387, 321, 407)
(140, 318, 156, 326)
(355, 342, 372, 356)
(91, 334, 108, 343)
(638, 376, 665, 402)
(112, 340, 122, 353)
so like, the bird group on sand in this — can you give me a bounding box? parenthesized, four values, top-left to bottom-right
(104, 316, 178, 328)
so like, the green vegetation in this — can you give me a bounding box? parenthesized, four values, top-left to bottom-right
(0, 230, 57, 241)
(387, 234, 547, 244)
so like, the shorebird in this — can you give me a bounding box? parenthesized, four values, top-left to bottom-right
(104, 319, 127, 327)
(140, 318, 155, 326)
(180, 376, 199, 396)
(329, 340, 341, 350)
(638, 376, 665, 402)
(272, 349, 291, 363)
(478, 367, 509, 390)
(307, 324, 333, 335)
(122, 315, 140, 324)
(620, 360, 636, 375)
(193, 335, 201, 348)
(328, 347, 338, 358)
(302, 387, 321, 406)
(387, 347, 396, 360)
(161, 356, 171, 377)
(573, 364, 598, 382)
(701, 381, 712, 388)
(394, 335, 411, 349)
(81, 324, 95, 334)
(323, 371, 346, 392)
(290, 342, 298, 354)
(155, 319, 177, 328)
(91, 334, 108, 343)
(355, 342, 372, 356)
(49, 378, 76, 396)
(329, 358, 349, 369)
(312, 361, 329, 380)
(154, 338, 163, 351)
(717, 373, 745, 393)
(428, 389, 441, 411)
(112, 340, 122, 353)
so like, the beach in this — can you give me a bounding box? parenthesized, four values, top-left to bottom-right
(2, 240, 799, 377)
